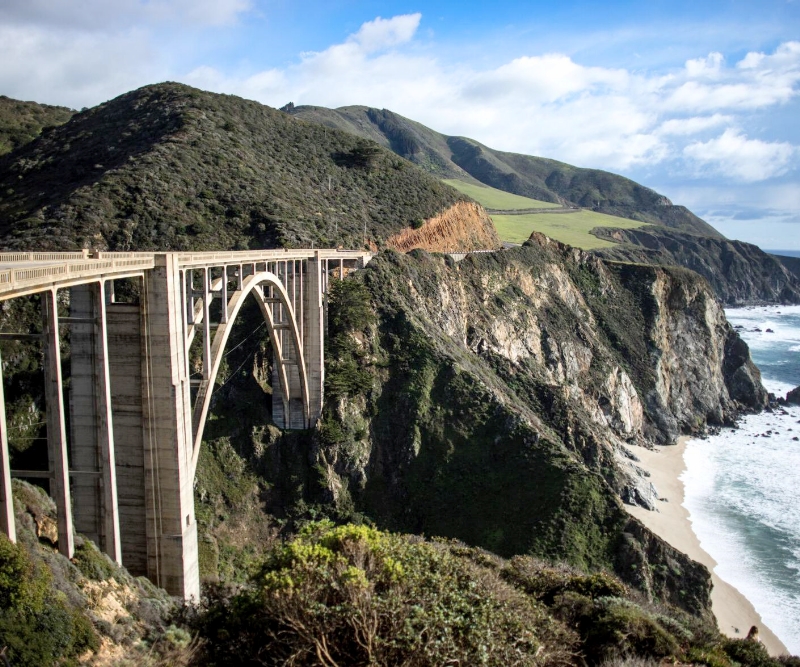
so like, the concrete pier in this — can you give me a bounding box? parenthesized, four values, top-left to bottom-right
(0, 248, 370, 599)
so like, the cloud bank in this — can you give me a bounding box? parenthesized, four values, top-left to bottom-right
(181, 16, 799, 183)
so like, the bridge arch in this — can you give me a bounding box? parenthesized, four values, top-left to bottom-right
(189, 271, 309, 478)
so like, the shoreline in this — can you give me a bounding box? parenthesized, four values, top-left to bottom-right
(624, 437, 789, 656)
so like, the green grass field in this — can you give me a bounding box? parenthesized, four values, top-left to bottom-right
(443, 178, 644, 248)
(443, 179, 554, 210)
(492, 211, 644, 249)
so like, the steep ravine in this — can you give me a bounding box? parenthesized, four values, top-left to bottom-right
(314, 233, 767, 614)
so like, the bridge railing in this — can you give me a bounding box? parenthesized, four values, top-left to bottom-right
(0, 249, 373, 299)
(0, 257, 155, 299)
(0, 251, 90, 262)
(174, 249, 371, 268)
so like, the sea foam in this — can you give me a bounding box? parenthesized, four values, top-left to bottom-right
(683, 305, 800, 654)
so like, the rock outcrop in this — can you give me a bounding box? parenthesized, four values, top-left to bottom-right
(594, 226, 800, 305)
(386, 201, 500, 253)
(315, 233, 765, 613)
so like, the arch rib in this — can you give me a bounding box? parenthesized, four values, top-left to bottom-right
(190, 271, 309, 478)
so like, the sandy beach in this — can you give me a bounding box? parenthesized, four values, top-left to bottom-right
(625, 438, 789, 656)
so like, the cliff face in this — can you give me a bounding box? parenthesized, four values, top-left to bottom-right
(316, 234, 766, 612)
(386, 201, 500, 253)
(594, 226, 800, 305)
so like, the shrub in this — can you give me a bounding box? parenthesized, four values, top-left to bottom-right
(196, 521, 551, 666)
(722, 637, 781, 667)
(0, 534, 43, 610)
(504, 556, 626, 605)
(584, 597, 680, 662)
(0, 534, 99, 666)
(73, 540, 117, 581)
(327, 278, 375, 339)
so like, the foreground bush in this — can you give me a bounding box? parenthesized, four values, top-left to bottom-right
(193, 523, 799, 667)
(0, 534, 98, 666)
(196, 521, 568, 666)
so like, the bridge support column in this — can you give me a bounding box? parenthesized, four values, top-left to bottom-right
(0, 349, 15, 543)
(69, 283, 121, 564)
(43, 289, 75, 558)
(106, 299, 149, 576)
(305, 254, 325, 426)
(141, 255, 199, 600)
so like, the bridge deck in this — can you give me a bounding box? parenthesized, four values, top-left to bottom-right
(0, 249, 370, 300)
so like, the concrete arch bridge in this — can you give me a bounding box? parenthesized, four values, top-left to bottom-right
(0, 248, 371, 599)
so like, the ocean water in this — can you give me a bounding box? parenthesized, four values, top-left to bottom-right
(683, 305, 800, 654)
(765, 249, 800, 259)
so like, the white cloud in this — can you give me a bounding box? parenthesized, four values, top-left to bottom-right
(2, 10, 800, 207)
(685, 52, 724, 78)
(0, 0, 252, 29)
(463, 54, 629, 104)
(181, 21, 800, 176)
(683, 129, 797, 182)
(665, 42, 800, 111)
(348, 14, 421, 53)
(0, 25, 165, 108)
(657, 114, 732, 136)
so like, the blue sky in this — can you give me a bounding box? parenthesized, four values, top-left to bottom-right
(1, 0, 799, 249)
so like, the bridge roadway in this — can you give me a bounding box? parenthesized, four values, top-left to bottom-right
(0, 248, 371, 599)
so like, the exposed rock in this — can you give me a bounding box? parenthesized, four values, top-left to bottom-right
(787, 386, 800, 405)
(616, 517, 712, 616)
(725, 334, 770, 409)
(386, 201, 501, 253)
(34, 514, 59, 546)
(594, 226, 800, 306)
(316, 234, 763, 613)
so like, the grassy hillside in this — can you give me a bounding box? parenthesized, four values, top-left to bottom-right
(444, 178, 646, 248)
(0, 85, 466, 251)
(442, 178, 553, 209)
(493, 210, 645, 248)
(286, 105, 721, 237)
(285, 104, 800, 303)
(0, 96, 74, 156)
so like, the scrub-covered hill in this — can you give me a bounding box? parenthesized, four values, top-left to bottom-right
(285, 104, 718, 237)
(0, 95, 74, 156)
(0, 84, 493, 252)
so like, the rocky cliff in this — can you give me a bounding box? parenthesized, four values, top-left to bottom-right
(386, 201, 500, 252)
(594, 226, 800, 305)
(313, 233, 765, 612)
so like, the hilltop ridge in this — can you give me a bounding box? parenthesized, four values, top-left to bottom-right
(0, 95, 74, 156)
(286, 103, 800, 304)
(0, 84, 483, 252)
(284, 104, 720, 237)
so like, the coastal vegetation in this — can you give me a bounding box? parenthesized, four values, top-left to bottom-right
(0, 95, 73, 156)
(0, 84, 467, 251)
(191, 520, 725, 666)
(0, 84, 796, 662)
